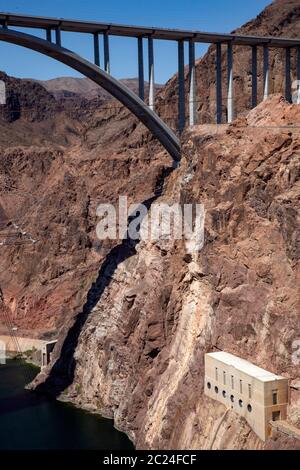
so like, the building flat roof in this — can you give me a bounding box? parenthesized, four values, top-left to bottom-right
(0, 12, 300, 47)
(206, 351, 286, 382)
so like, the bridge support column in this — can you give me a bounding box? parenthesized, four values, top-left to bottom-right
(263, 44, 269, 101)
(148, 37, 155, 111)
(93, 33, 100, 66)
(178, 40, 185, 133)
(285, 47, 291, 103)
(55, 26, 61, 47)
(46, 29, 51, 42)
(104, 32, 110, 74)
(0, 25, 181, 161)
(251, 45, 257, 108)
(188, 39, 196, 127)
(297, 46, 300, 104)
(138, 37, 144, 101)
(55, 27, 61, 46)
(227, 42, 233, 123)
(216, 43, 222, 124)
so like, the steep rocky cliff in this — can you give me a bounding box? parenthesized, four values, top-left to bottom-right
(2, 0, 300, 339)
(0, 71, 167, 337)
(0, 0, 299, 450)
(34, 95, 300, 449)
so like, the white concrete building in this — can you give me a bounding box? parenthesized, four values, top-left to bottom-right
(204, 351, 289, 441)
(0, 335, 57, 368)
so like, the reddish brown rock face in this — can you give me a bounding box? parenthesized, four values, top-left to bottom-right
(0, 71, 169, 338)
(31, 95, 300, 450)
(1, 0, 300, 450)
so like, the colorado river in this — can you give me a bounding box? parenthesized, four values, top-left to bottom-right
(0, 359, 133, 450)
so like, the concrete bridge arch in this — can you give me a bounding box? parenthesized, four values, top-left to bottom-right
(0, 27, 181, 161)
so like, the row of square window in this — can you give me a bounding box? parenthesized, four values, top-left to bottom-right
(215, 368, 252, 397)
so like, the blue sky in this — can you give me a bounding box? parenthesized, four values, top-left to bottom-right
(0, 0, 271, 83)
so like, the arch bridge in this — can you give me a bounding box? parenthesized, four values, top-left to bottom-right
(1, 12, 300, 161)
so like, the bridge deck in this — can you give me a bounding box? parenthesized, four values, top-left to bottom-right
(1, 12, 300, 47)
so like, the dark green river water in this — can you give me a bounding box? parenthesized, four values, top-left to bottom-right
(0, 359, 133, 450)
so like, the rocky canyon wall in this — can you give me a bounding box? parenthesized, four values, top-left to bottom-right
(1, 0, 300, 337)
(35, 95, 300, 449)
(0, 0, 299, 450)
